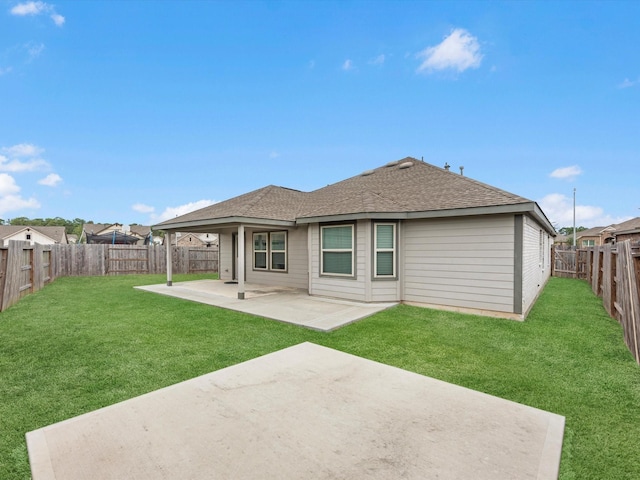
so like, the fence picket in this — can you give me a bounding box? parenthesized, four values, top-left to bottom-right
(0, 243, 218, 312)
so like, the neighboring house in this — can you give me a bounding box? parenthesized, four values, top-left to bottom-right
(612, 217, 640, 245)
(574, 218, 640, 247)
(175, 232, 219, 248)
(576, 226, 615, 247)
(81, 223, 152, 245)
(0, 225, 69, 246)
(155, 157, 556, 320)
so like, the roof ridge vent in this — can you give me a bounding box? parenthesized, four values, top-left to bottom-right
(385, 161, 400, 167)
(398, 161, 413, 169)
(361, 169, 375, 176)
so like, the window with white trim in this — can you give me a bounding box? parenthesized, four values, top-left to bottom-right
(253, 233, 268, 269)
(270, 232, 286, 271)
(374, 223, 396, 277)
(253, 231, 287, 271)
(321, 224, 354, 276)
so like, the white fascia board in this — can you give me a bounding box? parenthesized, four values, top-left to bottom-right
(155, 216, 296, 232)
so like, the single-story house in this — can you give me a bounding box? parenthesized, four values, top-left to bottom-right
(576, 226, 615, 247)
(155, 157, 556, 320)
(0, 225, 68, 246)
(612, 217, 640, 246)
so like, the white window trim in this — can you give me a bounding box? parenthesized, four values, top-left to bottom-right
(374, 222, 396, 278)
(253, 233, 268, 270)
(270, 231, 287, 271)
(252, 231, 287, 272)
(320, 224, 355, 277)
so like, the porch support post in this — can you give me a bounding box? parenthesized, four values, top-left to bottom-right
(166, 231, 173, 286)
(237, 224, 245, 299)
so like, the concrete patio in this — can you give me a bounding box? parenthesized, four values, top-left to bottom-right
(135, 279, 397, 331)
(26, 342, 565, 479)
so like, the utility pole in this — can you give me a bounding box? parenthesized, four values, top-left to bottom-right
(573, 188, 576, 248)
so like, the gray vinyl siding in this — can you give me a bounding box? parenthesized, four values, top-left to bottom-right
(219, 231, 233, 282)
(521, 216, 552, 315)
(309, 220, 368, 302)
(403, 215, 515, 313)
(245, 226, 308, 289)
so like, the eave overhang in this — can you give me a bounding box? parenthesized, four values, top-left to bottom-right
(296, 202, 556, 236)
(154, 216, 297, 232)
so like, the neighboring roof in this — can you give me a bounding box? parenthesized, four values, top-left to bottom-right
(612, 216, 640, 234)
(576, 226, 608, 239)
(155, 157, 555, 234)
(82, 223, 151, 237)
(0, 225, 68, 243)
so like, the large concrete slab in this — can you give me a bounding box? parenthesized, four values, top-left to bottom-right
(136, 280, 397, 331)
(27, 342, 564, 480)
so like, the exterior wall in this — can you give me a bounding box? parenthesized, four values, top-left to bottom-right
(176, 234, 206, 247)
(521, 215, 552, 317)
(309, 220, 368, 301)
(3, 229, 58, 246)
(245, 226, 308, 289)
(218, 231, 234, 282)
(308, 219, 401, 302)
(615, 231, 640, 245)
(403, 215, 516, 314)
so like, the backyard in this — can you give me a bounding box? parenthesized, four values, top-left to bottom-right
(1, 274, 639, 479)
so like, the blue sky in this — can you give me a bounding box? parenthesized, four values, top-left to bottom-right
(1, 0, 638, 229)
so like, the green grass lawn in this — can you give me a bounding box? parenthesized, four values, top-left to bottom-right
(1, 275, 639, 479)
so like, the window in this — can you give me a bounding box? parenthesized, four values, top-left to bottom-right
(253, 232, 286, 271)
(253, 233, 268, 269)
(321, 224, 354, 276)
(374, 223, 396, 277)
(270, 232, 286, 271)
(582, 239, 595, 247)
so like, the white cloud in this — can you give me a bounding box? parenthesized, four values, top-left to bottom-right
(0, 173, 40, 215)
(152, 199, 217, 223)
(538, 193, 628, 228)
(38, 173, 62, 187)
(132, 203, 155, 214)
(269, 151, 280, 159)
(417, 28, 483, 73)
(50, 12, 64, 26)
(342, 59, 354, 71)
(0, 173, 21, 195)
(2, 143, 44, 157)
(369, 54, 386, 66)
(0, 144, 49, 172)
(10, 1, 64, 26)
(26, 42, 45, 60)
(0, 67, 13, 76)
(10, 1, 47, 15)
(618, 77, 639, 89)
(549, 165, 582, 181)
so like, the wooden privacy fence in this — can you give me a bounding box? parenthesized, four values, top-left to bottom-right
(0, 242, 218, 312)
(554, 241, 640, 364)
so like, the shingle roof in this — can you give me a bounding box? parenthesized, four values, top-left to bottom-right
(299, 157, 530, 219)
(0, 225, 67, 243)
(155, 157, 546, 229)
(613, 216, 640, 233)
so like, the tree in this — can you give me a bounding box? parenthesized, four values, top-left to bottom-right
(558, 226, 587, 237)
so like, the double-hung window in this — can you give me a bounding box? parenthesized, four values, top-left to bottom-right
(270, 232, 286, 271)
(321, 224, 354, 276)
(253, 231, 287, 271)
(374, 223, 396, 278)
(253, 233, 268, 269)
